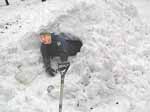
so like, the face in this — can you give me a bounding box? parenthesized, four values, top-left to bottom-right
(40, 34, 52, 44)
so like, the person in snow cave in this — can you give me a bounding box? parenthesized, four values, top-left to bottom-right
(40, 32, 82, 76)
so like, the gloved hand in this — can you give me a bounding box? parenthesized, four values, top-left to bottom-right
(46, 67, 56, 76)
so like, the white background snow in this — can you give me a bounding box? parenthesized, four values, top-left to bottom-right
(0, 0, 150, 112)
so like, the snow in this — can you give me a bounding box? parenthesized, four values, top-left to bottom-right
(0, 0, 150, 112)
(132, 0, 150, 24)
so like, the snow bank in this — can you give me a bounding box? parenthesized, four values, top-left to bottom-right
(0, 0, 150, 112)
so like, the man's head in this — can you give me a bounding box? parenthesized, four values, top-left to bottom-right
(40, 32, 52, 45)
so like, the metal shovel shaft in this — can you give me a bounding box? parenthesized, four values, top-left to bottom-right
(58, 62, 70, 112)
(59, 76, 65, 112)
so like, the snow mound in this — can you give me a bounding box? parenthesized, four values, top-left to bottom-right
(1, 0, 150, 112)
(39, 0, 150, 111)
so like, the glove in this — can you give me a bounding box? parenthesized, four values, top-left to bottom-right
(46, 68, 56, 76)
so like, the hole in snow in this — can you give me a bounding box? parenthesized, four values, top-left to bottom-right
(116, 102, 119, 104)
(39, 31, 83, 57)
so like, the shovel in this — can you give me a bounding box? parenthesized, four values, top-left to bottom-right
(57, 62, 70, 112)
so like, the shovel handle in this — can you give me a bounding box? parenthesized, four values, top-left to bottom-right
(58, 62, 70, 112)
(58, 62, 70, 76)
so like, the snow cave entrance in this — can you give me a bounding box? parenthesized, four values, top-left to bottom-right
(38, 12, 85, 68)
(40, 32, 83, 71)
(39, 24, 83, 60)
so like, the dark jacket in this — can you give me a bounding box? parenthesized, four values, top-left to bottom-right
(40, 33, 82, 75)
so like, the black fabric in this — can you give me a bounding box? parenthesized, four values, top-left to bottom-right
(40, 40, 82, 60)
(66, 40, 82, 56)
(40, 34, 82, 76)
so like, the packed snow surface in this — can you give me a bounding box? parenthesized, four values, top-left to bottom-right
(0, 0, 150, 112)
(131, 0, 150, 24)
